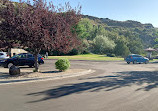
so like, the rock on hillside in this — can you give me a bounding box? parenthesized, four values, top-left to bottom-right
(83, 15, 154, 29)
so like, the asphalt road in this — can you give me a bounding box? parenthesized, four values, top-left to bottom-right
(1, 60, 158, 111)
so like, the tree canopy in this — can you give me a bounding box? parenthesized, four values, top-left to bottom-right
(0, 0, 81, 71)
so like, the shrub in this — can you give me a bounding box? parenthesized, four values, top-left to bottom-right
(107, 53, 115, 57)
(55, 58, 70, 71)
(67, 49, 79, 55)
(82, 50, 90, 54)
(92, 35, 116, 54)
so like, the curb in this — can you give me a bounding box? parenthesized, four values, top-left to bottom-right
(0, 69, 95, 85)
(44, 59, 124, 62)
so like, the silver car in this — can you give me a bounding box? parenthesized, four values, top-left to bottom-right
(0, 52, 9, 60)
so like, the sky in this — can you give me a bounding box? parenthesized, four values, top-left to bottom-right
(11, 0, 158, 27)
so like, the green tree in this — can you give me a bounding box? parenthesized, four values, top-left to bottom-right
(154, 38, 158, 48)
(76, 18, 94, 40)
(114, 40, 130, 57)
(125, 31, 143, 54)
(92, 35, 115, 54)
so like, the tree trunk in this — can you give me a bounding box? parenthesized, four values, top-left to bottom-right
(34, 53, 39, 72)
(33, 48, 41, 72)
(8, 47, 11, 58)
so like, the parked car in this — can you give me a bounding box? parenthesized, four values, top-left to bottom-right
(125, 54, 149, 64)
(0, 53, 44, 68)
(0, 52, 9, 60)
(154, 56, 158, 59)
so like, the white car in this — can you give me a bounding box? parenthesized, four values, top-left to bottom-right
(0, 52, 9, 60)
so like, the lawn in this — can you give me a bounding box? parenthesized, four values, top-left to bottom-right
(48, 54, 124, 61)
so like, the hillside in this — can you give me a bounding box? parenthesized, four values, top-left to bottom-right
(83, 15, 158, 48)
(1, 1, 158, 56)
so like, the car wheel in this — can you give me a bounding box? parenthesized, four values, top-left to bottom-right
(8, 63, 14, 68)
(3, 63, 8, 68)
(133, 61, 137, 64)
(145, 60, 149, 64)
(127, 62, 130, 64)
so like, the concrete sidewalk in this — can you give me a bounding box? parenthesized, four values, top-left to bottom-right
(0, 68, 95, 85)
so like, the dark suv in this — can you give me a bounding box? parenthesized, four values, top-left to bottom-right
(0, 53, 44, 68)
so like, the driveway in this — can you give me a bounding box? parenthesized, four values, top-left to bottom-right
(0, 60, 158, 111)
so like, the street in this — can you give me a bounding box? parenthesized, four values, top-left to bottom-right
(1, 60, 158, 111)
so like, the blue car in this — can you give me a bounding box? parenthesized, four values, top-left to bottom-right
(125, 54, 149, 64)
(0, 53, 44, 68)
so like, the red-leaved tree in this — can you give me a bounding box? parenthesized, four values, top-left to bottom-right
(0, 0, 81, 72)
(0, 0, 18, 53)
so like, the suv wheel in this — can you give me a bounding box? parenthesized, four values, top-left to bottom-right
(127, 62, 130, 64)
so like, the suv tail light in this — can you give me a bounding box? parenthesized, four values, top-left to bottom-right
(131, 56, 133, 59)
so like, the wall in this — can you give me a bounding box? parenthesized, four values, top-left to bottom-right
(11, 48, 28, 56)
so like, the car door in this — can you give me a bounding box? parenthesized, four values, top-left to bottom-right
(26, 54, 34, 66)
(140, 56, 144, 62)
(132, 55, 136, 62)
(18, 54, 27, 66)
(136, 55, 143, 62)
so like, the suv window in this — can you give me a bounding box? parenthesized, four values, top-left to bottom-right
(127, 55, 132, 58)
(134, 55, 142, 57)
(27, 54, 33, 58)
(19, 54, 27, 58)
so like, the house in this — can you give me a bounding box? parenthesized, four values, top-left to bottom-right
(11, 48, 28, 56)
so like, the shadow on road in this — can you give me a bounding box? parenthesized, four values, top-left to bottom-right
(41, 71, 60, 73)
(27, 71, 158, 102)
